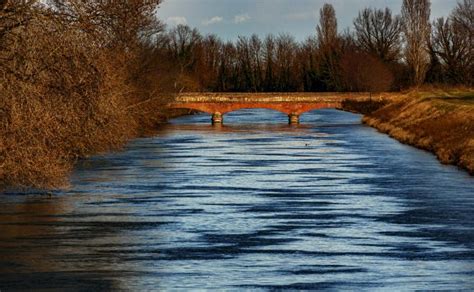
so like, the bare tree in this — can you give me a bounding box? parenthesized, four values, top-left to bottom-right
(167, 24, 202, 91)
(216, 41, 237, 91)
(299, 36, 320, 91)
(450, 0, 473, 85)
(235, 36, 254, 91)
(249, 34, 263, 91)
(316, 3, 342, 90)
(402, 0, 431, 86)
(48, 0, 163, 50)
(198, 34, 222, 90)
(316, 3, 338, 49)
(431, 17, 471, 84)
(452, 0, 474, 35)
(353, 8, 402, 63)
(167, 25, 201, 65)
(263, 34, 276, 91)
(274, 34, 298, 91)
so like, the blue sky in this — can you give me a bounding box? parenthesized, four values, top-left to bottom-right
(156, 0, 459, 41)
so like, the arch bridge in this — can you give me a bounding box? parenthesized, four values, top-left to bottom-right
(169, 92, 369, 124)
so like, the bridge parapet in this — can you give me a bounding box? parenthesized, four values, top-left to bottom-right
(174, 92, 370, 103)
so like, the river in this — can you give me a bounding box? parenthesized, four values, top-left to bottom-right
(1, 109, 473, 290)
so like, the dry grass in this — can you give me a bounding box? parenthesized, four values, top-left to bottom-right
(361, 87, 474, 174)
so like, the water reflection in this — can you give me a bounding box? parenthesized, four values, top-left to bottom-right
(0, 196, 118, 290)
(1, 109, 473, 290)
(156, 122, 315, 133)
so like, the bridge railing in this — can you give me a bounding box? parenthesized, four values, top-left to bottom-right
(172, 92, 373, 103)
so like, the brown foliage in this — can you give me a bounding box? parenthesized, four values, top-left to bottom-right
(0, 1, 166, 191)
(340, 51, 394, 92)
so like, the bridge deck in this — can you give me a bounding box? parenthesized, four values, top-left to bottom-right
(173, 92, 371, 103)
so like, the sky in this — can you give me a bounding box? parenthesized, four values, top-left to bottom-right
(156, 0, 459, 41)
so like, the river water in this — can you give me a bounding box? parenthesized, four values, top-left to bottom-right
(1, 109, 473, 291)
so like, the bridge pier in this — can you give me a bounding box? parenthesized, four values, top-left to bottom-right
(212, 112, 223, 124)
(288, 113, 300, 124)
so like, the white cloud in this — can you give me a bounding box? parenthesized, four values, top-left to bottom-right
(234, 13, 251, 24)
(166, 16, 187, 26)
(203, 16, 224, 26)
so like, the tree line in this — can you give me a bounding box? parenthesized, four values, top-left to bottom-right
(143, 0, 472, 93)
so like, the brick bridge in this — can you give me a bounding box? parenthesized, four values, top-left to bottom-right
(170, 92, 370, 124)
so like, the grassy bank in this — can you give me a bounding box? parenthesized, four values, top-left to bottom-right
(347, 88, 474, 174)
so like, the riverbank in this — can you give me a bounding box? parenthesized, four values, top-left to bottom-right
(0, 100, 187, 192)
(345, 88, 474, 174)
